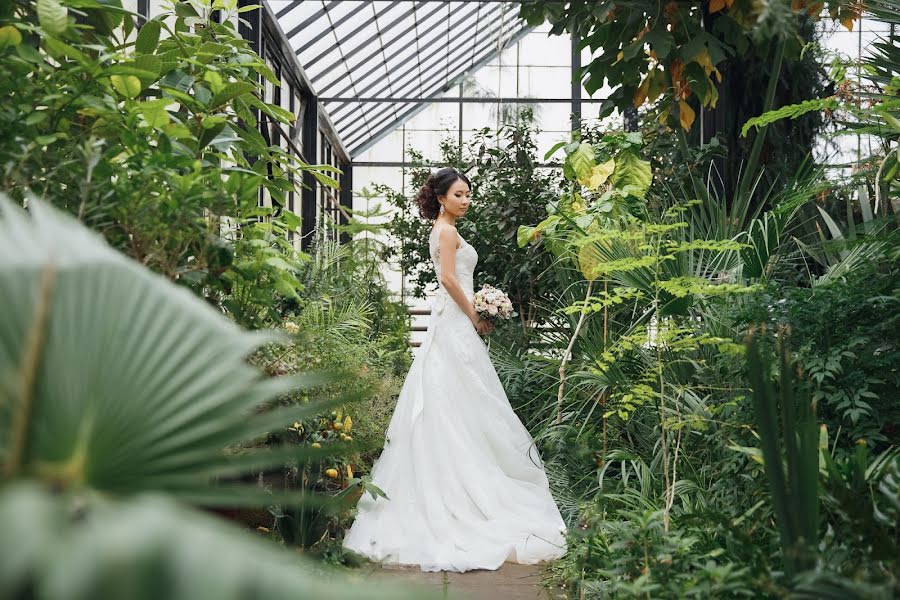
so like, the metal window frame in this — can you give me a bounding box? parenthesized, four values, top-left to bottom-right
(321, 1, 494, 103)
(338, 12, 527, 151)
(272, 1, 579, 159)
(328, 4, 522, 145)
(308, 1, 438, 78)
(284, 0, 341, 41)
(345, 25, 533, 156)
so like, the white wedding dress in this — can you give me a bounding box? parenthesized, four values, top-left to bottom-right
(342, 224, 568, 572)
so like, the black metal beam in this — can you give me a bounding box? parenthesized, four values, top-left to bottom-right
(339, 162, 352, 244)
(238, 0, 262, 56)
(470, 2, 484, 67)
(571, 34, 581, 134)
(353, 3, 516, 103)
(300, 98, 318, 249)
(320, 2, 462, 101)
(137, 0, 149, 22)
(260, 3, 351, 162)
(296, 0, 399, 56)
(312, 0, 460, 96)
(275, 0, 302, 19)
(284, 0, 341, 41)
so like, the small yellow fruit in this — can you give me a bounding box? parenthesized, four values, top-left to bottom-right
(311, 442, 321, 449)
(324, 468, 339, 478)
(343, 415, 352, 432)
(339, 433, 349, 441)
(292, 421, 300, 429)
(346, 465, 353, 479)
(332, 421, 344, 431)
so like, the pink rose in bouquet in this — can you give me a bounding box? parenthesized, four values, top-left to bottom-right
(473, 284, 514, 325)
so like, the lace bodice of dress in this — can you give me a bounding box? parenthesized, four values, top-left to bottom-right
(429, 225, 478, 297)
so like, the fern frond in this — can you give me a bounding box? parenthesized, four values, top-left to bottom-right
(741, 97, 840, 137)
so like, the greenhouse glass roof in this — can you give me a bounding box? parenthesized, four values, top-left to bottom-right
(272, 1, 531, 157)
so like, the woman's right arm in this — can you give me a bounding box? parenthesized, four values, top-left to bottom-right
(437, 226, 488, 333)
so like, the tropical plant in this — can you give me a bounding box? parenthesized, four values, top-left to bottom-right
(745, 332, 819, 577)
(0, 195, 430, 597)
(0, 194, 363, 507)
(0, 0, 339, 326)
(0, 482, 431, 600)
(519, 0, 856, 214)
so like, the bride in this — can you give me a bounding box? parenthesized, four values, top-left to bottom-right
(342, 167, 568, 572)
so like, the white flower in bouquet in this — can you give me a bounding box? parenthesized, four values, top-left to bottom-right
(473, 284, 514, 325)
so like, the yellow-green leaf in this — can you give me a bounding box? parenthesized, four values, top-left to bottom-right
(111, 75, 142, 99)
(610, 151, 652, 199)
(568, 142, 596, 180)
(578, 159, 616, 190)
(578, 243, 603, 281)
(516, 225, 535, 248)
(0, 25, 23, 49)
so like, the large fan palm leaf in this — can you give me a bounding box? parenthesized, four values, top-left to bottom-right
(0, 196, 356, 506)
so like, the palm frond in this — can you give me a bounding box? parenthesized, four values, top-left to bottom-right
(0, 195, 355, 506)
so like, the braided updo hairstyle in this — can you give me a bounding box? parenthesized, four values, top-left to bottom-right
(415, 167, 472, 220)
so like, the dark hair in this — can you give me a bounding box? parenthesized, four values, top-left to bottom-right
(414, 167, 472, 220)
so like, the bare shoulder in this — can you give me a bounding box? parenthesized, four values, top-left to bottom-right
(436, 224, 460, 248)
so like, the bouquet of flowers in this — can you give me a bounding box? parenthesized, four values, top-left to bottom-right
(473, 284, 514, 324)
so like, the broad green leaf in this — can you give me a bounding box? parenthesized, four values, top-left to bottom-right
(42, 37, 88, 65)
(37, 0, 68, 36)
(134, 19, 161, 54)
(138, 99, 170, 128)
(567, 142, 595, 180)
(517, 212, 564, 248)
(25, 111, 48, 125)
(203, 70, 224, 93)
(516, 225, 535, 248)
(279, 210, 302, 232)
(610, 151, 652, 199)
(0, 197, 363, 505)
(160, 69, 195, 93)
(105, 65, 159, 80)
(0, 484, 434, 600)
(110, 74, 142, 98)
(309, 170, 339, 189)
(81, 0, 123, 35)
(132, 54, 162, 82)
(173, 1, 199, 17)
(543, 140, 567, 161)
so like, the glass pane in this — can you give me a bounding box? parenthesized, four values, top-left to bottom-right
(519, 66, 572, 100)
(518, 31, 572, 67)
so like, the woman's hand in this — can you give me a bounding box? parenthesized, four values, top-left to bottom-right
(473, 317, 493, 336)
